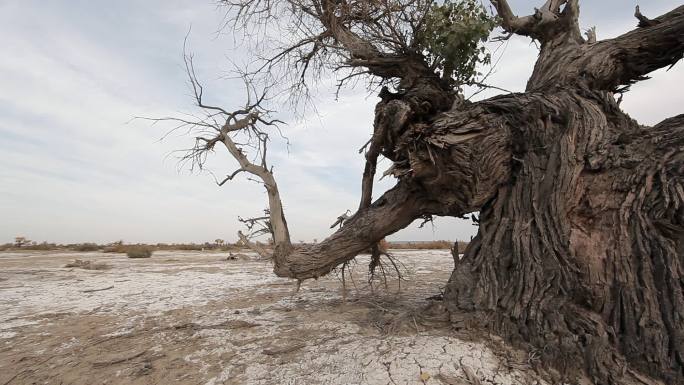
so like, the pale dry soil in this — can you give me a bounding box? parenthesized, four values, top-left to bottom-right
(0, 250, 550, 385)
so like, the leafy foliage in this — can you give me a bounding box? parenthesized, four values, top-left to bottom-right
(415, 0, 497, 85)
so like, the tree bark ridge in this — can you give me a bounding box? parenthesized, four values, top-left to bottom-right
(444, 90, 684, 384)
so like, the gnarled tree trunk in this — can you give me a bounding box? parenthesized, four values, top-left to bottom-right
(173, 1, 684, 383)
(445, 95, 684, 384)
(266, 3, 684, 384)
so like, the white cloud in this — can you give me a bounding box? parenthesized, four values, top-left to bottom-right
(0, 0, 681, 244)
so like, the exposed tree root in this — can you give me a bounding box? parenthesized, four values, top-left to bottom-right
(368, 245, 407, 293)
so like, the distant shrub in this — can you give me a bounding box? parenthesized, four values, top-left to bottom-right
(387, 240, 468, 250)
(173, 244, 205, 251)
(0, 242, 60, 251)
(25, 242, 59, 250)
(103, 241, 128, 253)
(73, 243, 101, 252)
(14, 236, 30, 248)
(219, 244, 241, 252)
(126, 246, 153, 259)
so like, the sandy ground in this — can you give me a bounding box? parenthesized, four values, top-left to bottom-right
(0, 249, 549, 385)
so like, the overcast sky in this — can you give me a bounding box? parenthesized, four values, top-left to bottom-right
(0, 0, 682, 244)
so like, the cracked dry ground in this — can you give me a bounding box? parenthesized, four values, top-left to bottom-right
(0, 250, 549, 385)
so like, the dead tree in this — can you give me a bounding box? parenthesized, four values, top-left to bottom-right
(161, 1, 684, 383)
(14, 236, 30, 248)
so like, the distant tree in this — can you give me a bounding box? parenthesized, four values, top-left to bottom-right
(14, 236, 30, 248)
(156, 1, 684, 383)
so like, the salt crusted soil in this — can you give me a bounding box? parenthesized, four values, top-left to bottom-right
(0, 250, 552, 384)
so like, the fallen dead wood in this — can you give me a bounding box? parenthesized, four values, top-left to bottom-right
(81, 286, 114, 293)
(461, 363, 481, 385)
(434, 373, 462, 385)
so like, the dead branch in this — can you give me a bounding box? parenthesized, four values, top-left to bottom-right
(81, 286, 114, 293)
(147, 37, 293, 255)
(491, 0, 538, 36)
(490, 0, 582, 42)
(584, 26, 597, 44)
(216, 168, 248, 186)
(237, 231, 272, 259)
(218, 0, 456, 109)
(330, 210, 351, 229)
(238, 211, 273, 239)
(634, 5, 659, 28)
(579, 5, 684, 91)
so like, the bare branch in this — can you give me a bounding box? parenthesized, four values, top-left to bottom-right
(216, 168, 248, 186)
(147, 37, 293, 253)
(490, 0, 582, 43)
(634, 5, 659, 28)
(237, 231, 272, 259)
(584, 5, 684, 90)
(490, 0, 537, 36)
(239, 212, 273, 239)
(584, 26, 597, 44)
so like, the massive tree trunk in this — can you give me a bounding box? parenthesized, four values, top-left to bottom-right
(265, 3, 684, 384)
(445, 96, 684, 384)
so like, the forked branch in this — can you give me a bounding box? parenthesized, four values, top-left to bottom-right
(491, 0, 581, 43)
(147, 44, 293, 255)
(582, 5, 684, 91)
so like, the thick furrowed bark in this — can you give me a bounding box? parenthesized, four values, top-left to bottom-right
(584, 5, 684, 91)
(436, 4, 684, 380)
(444, 90, 684, 384)
(491, 0, 581, 41)
(527, 5, 684, 92)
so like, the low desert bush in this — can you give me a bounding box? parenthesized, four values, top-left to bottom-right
(386, 240, 469, 250)
(0, 242, 60, 251)
(72, 243, 101, 252)
(103, 245, 127, 253)
(126, 246, 153, 259)
(25, 242, 60, 250)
